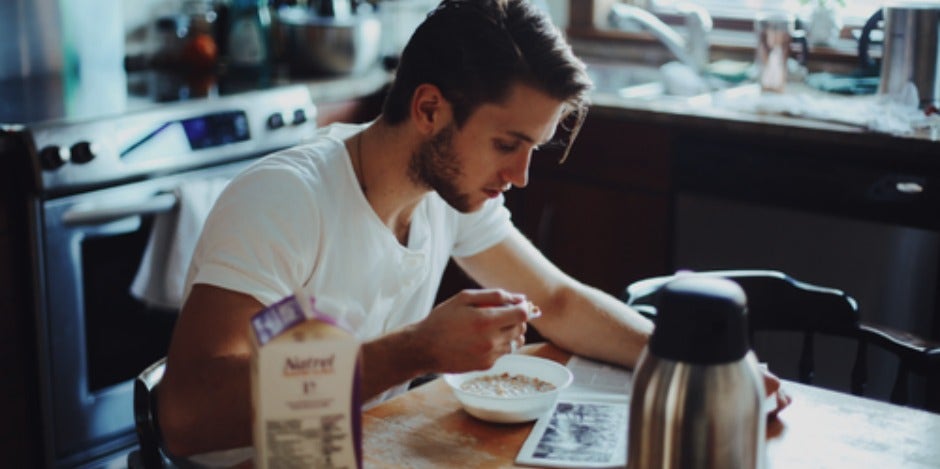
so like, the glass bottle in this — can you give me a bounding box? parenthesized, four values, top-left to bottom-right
(226, 0, 272, 80)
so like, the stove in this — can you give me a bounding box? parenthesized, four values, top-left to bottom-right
(2, 70, 319, 467)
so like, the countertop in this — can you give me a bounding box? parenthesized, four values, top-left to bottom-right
(587, 81, 940, 155)
(310, 60, 940, 166)
(324, 62, 939, 157)
(303, 65, 391, 105)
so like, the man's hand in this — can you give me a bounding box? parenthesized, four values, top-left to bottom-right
(411, 289, 538, 373)
(761, 366, 793, 417)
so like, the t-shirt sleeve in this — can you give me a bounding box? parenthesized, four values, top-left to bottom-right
(186, 160, 321, 307)
(450, 194, 513, 258)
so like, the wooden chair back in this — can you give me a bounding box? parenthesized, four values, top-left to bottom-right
(623, 270, 939, 411)
(127, 357, 176, 469)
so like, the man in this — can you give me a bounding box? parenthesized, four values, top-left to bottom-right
(159, 0, 788, 464)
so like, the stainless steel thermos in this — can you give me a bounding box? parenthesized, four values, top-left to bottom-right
(628, 276, 766, 469)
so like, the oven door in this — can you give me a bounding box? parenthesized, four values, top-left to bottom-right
(33, 160, 251, 467)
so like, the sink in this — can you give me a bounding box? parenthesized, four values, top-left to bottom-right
(584, 59, 749, 104)
(584, 60, 665, 100)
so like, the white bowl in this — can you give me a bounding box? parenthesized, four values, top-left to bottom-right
(443, 354, 573, 424)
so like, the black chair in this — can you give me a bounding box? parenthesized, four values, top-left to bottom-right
(623, 270, 940, 410)
(127, 357, 180, 469)
(858, 323, 940, 407)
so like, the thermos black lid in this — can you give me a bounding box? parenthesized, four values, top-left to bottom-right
(649, 276, 750, 364)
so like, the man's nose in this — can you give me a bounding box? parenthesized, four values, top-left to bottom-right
(503, 150, 531, 189)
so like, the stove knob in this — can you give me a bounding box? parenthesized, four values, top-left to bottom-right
(267, 112, 285, 130)
(39, 145, 68, 170)
(70, 141, 95, 164)
(291, 109, 308, 125)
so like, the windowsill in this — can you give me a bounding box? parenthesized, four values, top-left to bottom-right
(565, 0, 878, 74)
(566, 25, 871, 74)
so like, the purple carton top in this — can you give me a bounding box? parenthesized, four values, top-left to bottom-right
(250, 294, 345, 346)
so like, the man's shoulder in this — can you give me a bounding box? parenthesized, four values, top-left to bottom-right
(276, 125, 352, 163)
(247, 125, 355, 179)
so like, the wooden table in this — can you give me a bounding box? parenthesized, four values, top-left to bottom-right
(362, 343, 940, 468)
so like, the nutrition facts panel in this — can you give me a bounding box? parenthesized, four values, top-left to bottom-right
(263, 414, 354, 468)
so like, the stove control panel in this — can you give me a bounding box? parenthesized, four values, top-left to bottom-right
(28, 85, 318, 195)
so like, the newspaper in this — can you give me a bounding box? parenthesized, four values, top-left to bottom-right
(515, 356, 632, 468)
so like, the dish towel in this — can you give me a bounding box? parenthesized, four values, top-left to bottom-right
(131, 177, 230, 311)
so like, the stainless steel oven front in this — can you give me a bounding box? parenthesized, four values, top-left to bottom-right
(19, 85, 318, 468)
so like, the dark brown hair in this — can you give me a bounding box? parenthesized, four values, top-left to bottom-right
(381, 0, 592, 162)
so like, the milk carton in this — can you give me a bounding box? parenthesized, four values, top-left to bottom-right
(249, 294, 361, 469)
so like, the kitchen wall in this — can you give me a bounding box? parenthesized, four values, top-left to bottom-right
(0, 0, 576, 83)
(0, 1, 64, 80)
(1, 0, 126, 81)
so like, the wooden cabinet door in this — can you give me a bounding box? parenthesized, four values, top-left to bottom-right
(508, 176, 671, 297)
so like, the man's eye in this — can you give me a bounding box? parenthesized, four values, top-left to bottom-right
(495, 141, 519, 153)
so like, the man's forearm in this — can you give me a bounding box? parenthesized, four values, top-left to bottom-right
(535, 284, 653, 368)
(359, 326, 435, 401)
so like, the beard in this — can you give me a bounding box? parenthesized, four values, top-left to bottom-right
(408, 123, 474, 213)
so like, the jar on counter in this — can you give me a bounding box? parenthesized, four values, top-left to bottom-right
(180, 0, 220, 73)
(149, 16, 186, 69)
(226, 0, 272, 77)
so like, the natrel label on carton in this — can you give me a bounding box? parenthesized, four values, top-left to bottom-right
(249, 294, 362, 469)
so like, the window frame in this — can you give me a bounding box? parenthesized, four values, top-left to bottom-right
(565, 0, 882, 64)
(648, 0, 883, 31)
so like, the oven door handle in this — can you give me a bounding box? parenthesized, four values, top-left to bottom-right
(62, 193, 179, 226)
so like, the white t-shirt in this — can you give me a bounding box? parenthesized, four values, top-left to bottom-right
(182, 122, 513, 466)
(188, 121, 511, 337)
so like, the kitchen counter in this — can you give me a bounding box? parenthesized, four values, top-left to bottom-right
(300, 65, 391, 126)
(570, 77, 940, 234)
(304, 65, 392, 105)
(589, 81, 940, 152)
(306, 60, 940, 153)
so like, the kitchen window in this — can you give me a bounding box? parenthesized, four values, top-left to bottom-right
(651, 0, 884, 26)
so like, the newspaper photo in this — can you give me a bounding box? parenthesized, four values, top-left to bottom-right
(515, 356, 633, 468)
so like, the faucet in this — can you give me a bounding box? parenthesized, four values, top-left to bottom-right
(607, 2, 713, 73)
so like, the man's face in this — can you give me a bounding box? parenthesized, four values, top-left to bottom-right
(408, 83, 566, 213)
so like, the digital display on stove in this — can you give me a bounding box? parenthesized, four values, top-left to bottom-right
(180, 111, 250, 149)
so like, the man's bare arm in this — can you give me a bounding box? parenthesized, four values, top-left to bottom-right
(158, 284, 262, 457)
(158, 284, 529, 457)
(457, 228, 790, 414)
(158, 284, 432, 456)
(455, 228, 654, 368)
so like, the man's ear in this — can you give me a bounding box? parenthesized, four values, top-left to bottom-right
(411, 84, 452, 136)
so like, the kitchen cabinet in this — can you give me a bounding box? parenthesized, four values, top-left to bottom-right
(511, 112, 674, 294)
(674, 127, 940, 233)
(511, 176, 672, 293)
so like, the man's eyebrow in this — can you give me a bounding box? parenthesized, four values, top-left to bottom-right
(504, 130, 550, 146)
